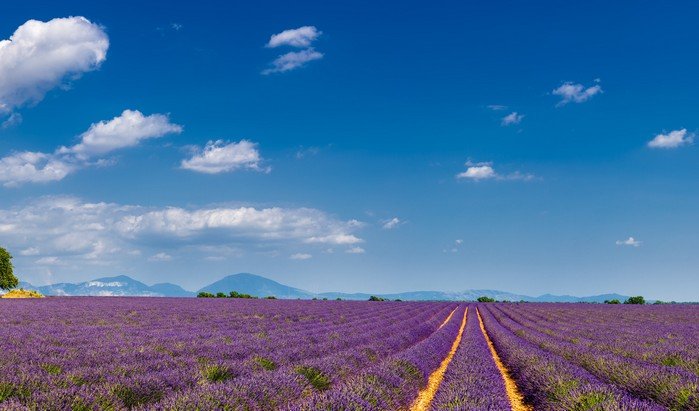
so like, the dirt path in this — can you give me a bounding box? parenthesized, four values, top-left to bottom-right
(410, 307, 468, 411)
(438, 307, 458, 329)
(477, 307, 532, 411)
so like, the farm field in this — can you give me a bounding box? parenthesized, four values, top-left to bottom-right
(0, 299, 697, 410)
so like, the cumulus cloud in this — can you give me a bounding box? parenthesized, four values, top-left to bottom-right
(382, 217, 402, 230)
(456, 160, 534, 181)
(647, 129, 694, 149)
(501, 112, 524, 126)
(0, 196, 364, 267)
(290, 253, 312, 260)
(0, 110, 181, 186)
(552, 81, 602, 106)
(181, 140, 267, 174)
(616, 237, 641, 247)
(61, 109, 182, 157)
(0, 17, 109, 114)
(262, 48, 323, 75)
(267, 26, 321, 48)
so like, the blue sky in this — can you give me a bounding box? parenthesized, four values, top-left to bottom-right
(1, 1, 697, 300)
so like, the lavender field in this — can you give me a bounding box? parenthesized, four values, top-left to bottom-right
(0, 299, 697, 410)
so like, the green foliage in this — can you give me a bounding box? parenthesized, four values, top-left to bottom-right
(42, 363, 63, 375)
(253, 356, 277, 371)
(201, 364, 234, 382)
(394, 299, 402, 302)
(295, 366, 331, 390)
(216, 292, 227, 298)
(653, 300, 665, 305)
(113, 385, 163, 408)
(477, 296, 496, 303)
(604, 299, 621, 304)
(264, 296, 277, 299)
(335, 298, 342, 301)
(197, 292, 215, 298)
(624, 296, 645, 305)
(368, 295, 386, 301)
(0, 247, 18, 291)
(229, 291, 256, 299)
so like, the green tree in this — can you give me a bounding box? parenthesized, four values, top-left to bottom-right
(477, 296, 496, 303)
(624, 296, 645, 305)
(0, 247, 18, 291)
(368, 295, 385, 301)
(604, 299, 621, 304)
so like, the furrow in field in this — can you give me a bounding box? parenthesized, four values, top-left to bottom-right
(410, 307, 468, 411)
(477, 307, 532, 411)
(438, 307, 458, 329)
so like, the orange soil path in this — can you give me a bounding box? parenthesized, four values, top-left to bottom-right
(438, 307, 458, 329)
(477, 307, 533, 411)
(410, 307, 468, 411)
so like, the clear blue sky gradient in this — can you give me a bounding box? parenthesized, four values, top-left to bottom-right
(1, 1, 698, 300)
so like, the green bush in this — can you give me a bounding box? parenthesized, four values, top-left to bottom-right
(604, 299, 620, 304)
(624, 296, 645, 305)
(295, 366, 331, 390)
(229, 291, 256, 299)
(368, 296, 385, 301)
(477, 296, 496, 303)
(197, 292, 215, 298)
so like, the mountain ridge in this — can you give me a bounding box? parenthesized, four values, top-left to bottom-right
(13, 273, 634, 302)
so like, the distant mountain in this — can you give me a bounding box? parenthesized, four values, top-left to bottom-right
(198, 273, 313, 299)
(15, 273, 633, 302)
(20, 275, 195, 297)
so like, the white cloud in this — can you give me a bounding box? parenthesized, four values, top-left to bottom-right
(501, 112, 524, 126)
(0, 151, 75, 186)
(552, 81, 602, 106)
(445, 239, 464, 253)
(148, 252, 172, 262)
(0, 196, 364, 268)
(0, 17, 108, 113)
(0, 110, 181, 186)
(647, 129, 694, 149)
(346, 247, 365, 254)
(382, 217, 402, 230)
(616, 237, 641, 247)
(181, 140, 267, 174)
(487, 105, 507, 111)
(35, 256, 63, 265)
(456, 161, 497, 180)
(267, 26, 321, 48)
(456, 160, 534, 181)
(290, 253, 312, 260)
(20, 247, 40, 256)
(62, 109, 182, 158)
(262, 48, 323, 75)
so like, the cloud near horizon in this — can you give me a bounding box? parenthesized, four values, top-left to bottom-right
(0, 110, 182, 186)
(0, 196, 365, 267)
(0, 16, 109, 115)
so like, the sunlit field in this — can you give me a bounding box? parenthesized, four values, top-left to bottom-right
(0, 299, 696, 410)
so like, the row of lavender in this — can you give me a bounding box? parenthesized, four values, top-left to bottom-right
(0, 298, 456, 410)
(480, 303, 699, 411)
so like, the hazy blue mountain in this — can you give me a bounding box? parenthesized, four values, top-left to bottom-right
(149, 283, 196, 297)
(14, 273, 633, 302)
(19, 275, 194, 297)
(198, 273, 314, 299)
